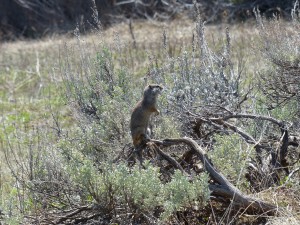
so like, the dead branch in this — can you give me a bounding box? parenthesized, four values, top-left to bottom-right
(149, 143, 189, 176)
(190, 114, 258, 145)
(151, 137, 277, 215)
(54, 205, 92, 224)
(189, 111, 291, 175)
(216, 113, 284, 127)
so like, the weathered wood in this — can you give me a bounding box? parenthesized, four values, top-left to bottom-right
(151, 137, 277, 215)
(152, 143, 189, 176)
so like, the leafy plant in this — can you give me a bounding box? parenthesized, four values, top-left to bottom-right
(210, 134, 253, 189)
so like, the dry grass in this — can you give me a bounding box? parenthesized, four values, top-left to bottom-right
(0, 17, 259, 68)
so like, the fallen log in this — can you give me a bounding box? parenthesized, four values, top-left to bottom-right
(151, 137, 278, 215)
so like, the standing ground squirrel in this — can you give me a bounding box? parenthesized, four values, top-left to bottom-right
(130, 84, 163, 148)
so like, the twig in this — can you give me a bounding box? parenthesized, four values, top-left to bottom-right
(55, 205, 92, 224)
(284, 167, 300, 184)
(129, 18, 136, 48)
(149, 142, 190, 176)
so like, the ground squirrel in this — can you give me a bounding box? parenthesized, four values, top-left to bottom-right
(130, 84, 163, 148)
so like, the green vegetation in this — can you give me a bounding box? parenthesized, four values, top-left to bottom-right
(0, 8, 300, 224)
(210, 134, 253, 190)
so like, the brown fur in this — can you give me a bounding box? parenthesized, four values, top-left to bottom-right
(130, 84, 163, 148)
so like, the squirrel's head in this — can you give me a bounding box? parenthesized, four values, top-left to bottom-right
(142, 84, 163, 101)
(145, 84, 163, 95)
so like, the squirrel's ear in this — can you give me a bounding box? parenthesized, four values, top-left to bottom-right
(148, 84, 152, 89)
